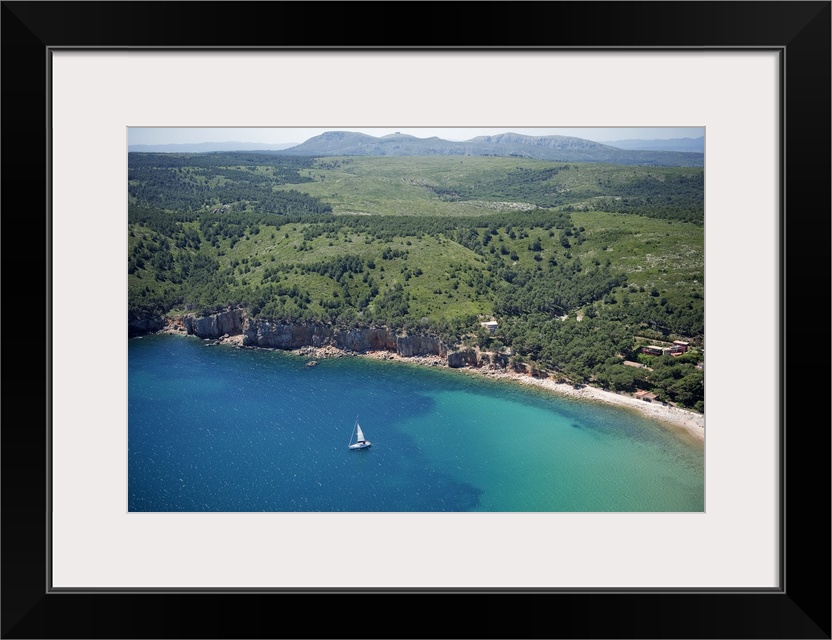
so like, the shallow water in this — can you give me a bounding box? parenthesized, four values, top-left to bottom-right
(128, 334, 704, 512)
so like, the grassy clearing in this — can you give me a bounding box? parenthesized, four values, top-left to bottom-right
(278, 156, 562, 216)
(569, 210, 703, 306)
(272, 156, 703, 222)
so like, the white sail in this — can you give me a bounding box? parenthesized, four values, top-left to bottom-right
(355, 423, 365, 442)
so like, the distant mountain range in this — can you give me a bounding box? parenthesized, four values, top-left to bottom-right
(278, 131, 703, 166)
(604, 137, 704, 153)
(129, 132, 704, 166)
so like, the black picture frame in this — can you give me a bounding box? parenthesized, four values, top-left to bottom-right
(3, 2, 829, 638)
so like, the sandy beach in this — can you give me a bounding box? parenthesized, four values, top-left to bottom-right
(470, 367, 704, 444)
(362, 350, 703, 444)
(216, 336, 705, 445)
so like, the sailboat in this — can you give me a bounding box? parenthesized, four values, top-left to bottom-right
(348, 418, 372, 450)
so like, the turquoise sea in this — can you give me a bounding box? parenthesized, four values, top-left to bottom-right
(128, 334, 704, 512)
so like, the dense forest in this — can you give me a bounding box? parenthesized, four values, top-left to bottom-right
(128, 153, 704, 411)
(128, 153, 330, 214)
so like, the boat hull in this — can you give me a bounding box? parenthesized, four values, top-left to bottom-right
(348, 442, 371, 450)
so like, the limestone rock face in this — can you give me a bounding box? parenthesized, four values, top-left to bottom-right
(396, 334, 447, 358)
(243, 321, 333, 349)
(128, 313, 165, 337)
(243, 319, 445, 357)
(447, 349, 478, 368)
(333, 327, 397, 352)
(150, 309, 449, 360)
(184, 309, 246, 338)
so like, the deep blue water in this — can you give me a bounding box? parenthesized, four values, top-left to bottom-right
(128, 334, 704, 512)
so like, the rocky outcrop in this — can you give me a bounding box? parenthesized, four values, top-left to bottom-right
(157, 309, 449, 359)
(243, 320, 332, 349)
(241, 318, 446, 358)
(447, 349, 478, 368)
(491, 353, 509, 369)
(128, 313, 165, 338)
(183, 309, 246, 338)
(396, 334, 447, 358)
(335, 327, 398, 352)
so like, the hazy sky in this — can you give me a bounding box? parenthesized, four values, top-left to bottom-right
(128, 127, 704, 147)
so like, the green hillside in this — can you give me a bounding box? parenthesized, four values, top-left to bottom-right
(128, 153, 704, 411)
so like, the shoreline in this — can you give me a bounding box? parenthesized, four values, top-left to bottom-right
(202, 332, 704, 444)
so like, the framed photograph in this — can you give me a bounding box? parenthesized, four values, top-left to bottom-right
(124, 124, 708, 517)
(4, 1, 829, 638)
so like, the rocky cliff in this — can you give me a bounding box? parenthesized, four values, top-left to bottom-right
(242, 318, 447, 357)
(447, 348, 478, 368)
(182, 309, 246, 338)
(128, 313, 165, 338)
(172, 310, 449, 359)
